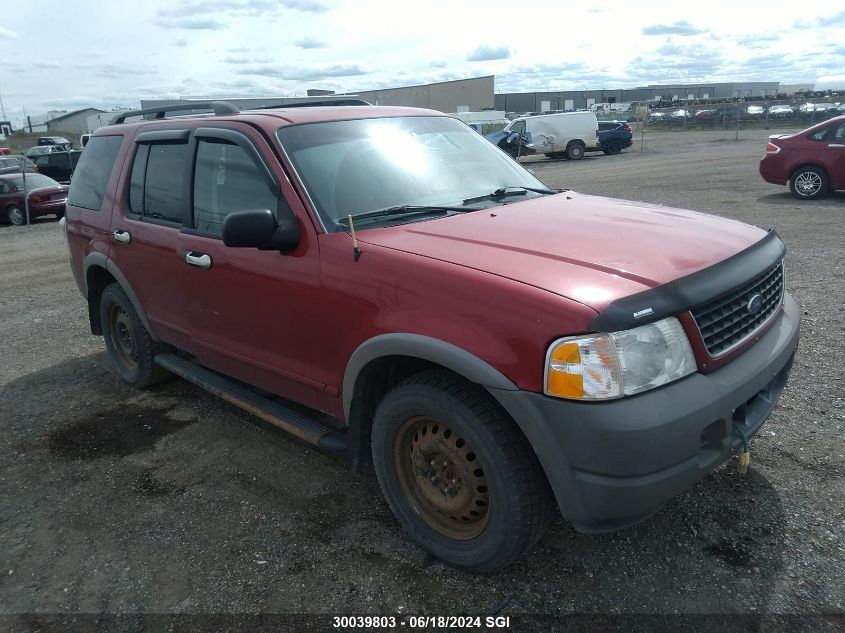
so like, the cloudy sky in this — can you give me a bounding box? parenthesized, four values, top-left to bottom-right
(1, 0, 843, 121)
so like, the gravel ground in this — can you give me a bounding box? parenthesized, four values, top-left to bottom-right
(1, 128, 843, 630)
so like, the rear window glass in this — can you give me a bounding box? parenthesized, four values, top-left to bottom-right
(67, 135, 123, 210)
(6, 174, 59, 189)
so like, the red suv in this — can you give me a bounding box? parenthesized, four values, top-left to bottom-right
(760, 114, 845, 199)
(64, 101, 800, 572)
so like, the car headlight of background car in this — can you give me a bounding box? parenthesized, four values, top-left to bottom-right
(545, 317, 696, 400)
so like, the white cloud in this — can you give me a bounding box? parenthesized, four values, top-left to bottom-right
(0, 0, 841, 124)
(642, 21, 707, 36)
(467, 44, 511, 62)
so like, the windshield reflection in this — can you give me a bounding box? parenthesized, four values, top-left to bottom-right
(277, 116, 547, 231)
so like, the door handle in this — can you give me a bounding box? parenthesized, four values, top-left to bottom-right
(828, 143, 845, 148)
(184, 251, 212, 269)
(112, 229, 131, 244)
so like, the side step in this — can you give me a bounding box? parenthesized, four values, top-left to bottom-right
(154, 353, 347, 453)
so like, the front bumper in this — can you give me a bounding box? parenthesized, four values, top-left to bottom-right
(491, 292, 800, 532)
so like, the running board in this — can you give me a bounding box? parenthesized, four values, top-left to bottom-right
(154, 353, 347, 453)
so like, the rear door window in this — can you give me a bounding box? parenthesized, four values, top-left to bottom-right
(128, 142, 189, 223)
(192, 139, 277, 236)
(67, 135, 124, 211)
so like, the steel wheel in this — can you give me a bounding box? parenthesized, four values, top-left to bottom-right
(7, 206, 25, 226)
(394, 415, 490, 540)
(108, 304, 138, 370)
(795, 171, 822, 197)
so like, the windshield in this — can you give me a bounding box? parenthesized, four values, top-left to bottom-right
(277, 116, 547, 231)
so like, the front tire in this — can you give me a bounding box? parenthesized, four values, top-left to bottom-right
(789, 166, 829, 200)
(371, 371, 551, 573)
(100, 283, 170, 388)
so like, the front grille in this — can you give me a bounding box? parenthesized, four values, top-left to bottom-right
(691, 262, 784, 356)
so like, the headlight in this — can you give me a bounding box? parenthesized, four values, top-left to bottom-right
(545, 317, 696, 400)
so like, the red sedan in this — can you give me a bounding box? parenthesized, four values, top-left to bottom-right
(760, 114, 845, 199)
(0, 173, 68, 226)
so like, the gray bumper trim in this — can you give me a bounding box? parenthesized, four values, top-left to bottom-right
(489, 292, 800, 532)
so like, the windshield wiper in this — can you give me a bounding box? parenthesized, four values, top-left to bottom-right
(462, 185, 559, 206)
(337, 204, 470, 226)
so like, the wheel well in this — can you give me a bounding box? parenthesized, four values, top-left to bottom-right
(566, 139, 586, 148)
(86, 265, 117, 335)
(346, 354, 524, 473)
(789, 163, 828, 180)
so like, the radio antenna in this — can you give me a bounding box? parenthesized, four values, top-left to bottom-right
(347, 214, 361, 262)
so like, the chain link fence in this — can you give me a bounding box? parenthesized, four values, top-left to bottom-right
(630, 97, 843, 131)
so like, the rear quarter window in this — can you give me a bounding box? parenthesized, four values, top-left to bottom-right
(67, 135, 124, 211)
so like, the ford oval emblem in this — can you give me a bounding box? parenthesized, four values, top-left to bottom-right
(746, 294, 764, 315)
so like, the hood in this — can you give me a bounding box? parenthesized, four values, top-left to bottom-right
(358, 192, 767, 313)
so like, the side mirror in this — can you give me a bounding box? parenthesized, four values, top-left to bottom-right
(222, 208, 300, 252)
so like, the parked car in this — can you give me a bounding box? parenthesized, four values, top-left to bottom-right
(65, 102, 799, 572)
(489, 111, 598, 160)
(24, 145, 68, 158)
(0, 147, 12, 155)
(483, 127, 535, 158)
(593, 120, 633, 155)
(29, 150, 82, 183)
(746, 105, 765, 117)
(0, 173, 68, 225)
(0, 155, 38, 175)
(760, 114, 845, 199)
(37, 136, 72, 150)
(768, 105, 794, 118)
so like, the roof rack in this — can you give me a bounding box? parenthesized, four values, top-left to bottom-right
(252, 98, 371, 110)
(110, 101, 240, 125)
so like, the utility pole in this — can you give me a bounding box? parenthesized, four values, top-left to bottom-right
(0, 79, 7, 121)
(20, 157, 30, 225)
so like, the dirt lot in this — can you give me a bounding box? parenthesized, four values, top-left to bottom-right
(1, 128, 843, 630)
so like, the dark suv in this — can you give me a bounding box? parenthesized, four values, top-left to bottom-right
(64, 101, 800, 572)
(595, 120, 633, 155)
(29, 150, 81, 183)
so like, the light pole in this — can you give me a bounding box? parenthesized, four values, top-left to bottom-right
(19, 157, 30, 225)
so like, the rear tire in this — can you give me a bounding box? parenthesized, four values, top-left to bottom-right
(604, 139, 623, 155)
(789, 166, 829, 200)
(100, 283, 170, 388)
(565, 142, 585, 160)
(371, 370, 552, 573)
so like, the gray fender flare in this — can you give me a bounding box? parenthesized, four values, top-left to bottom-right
(342, 333, 518, 420)
(83, 251, 159, 341)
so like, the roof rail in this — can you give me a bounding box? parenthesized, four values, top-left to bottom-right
(252, 98, 371, 110)
(110, 101, 240, 125)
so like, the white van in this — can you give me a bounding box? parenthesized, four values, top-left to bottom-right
(502, 111, 598, 160)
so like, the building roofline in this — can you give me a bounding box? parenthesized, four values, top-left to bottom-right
(47, 107, 105, 123)
(348, 75, 494, 93)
